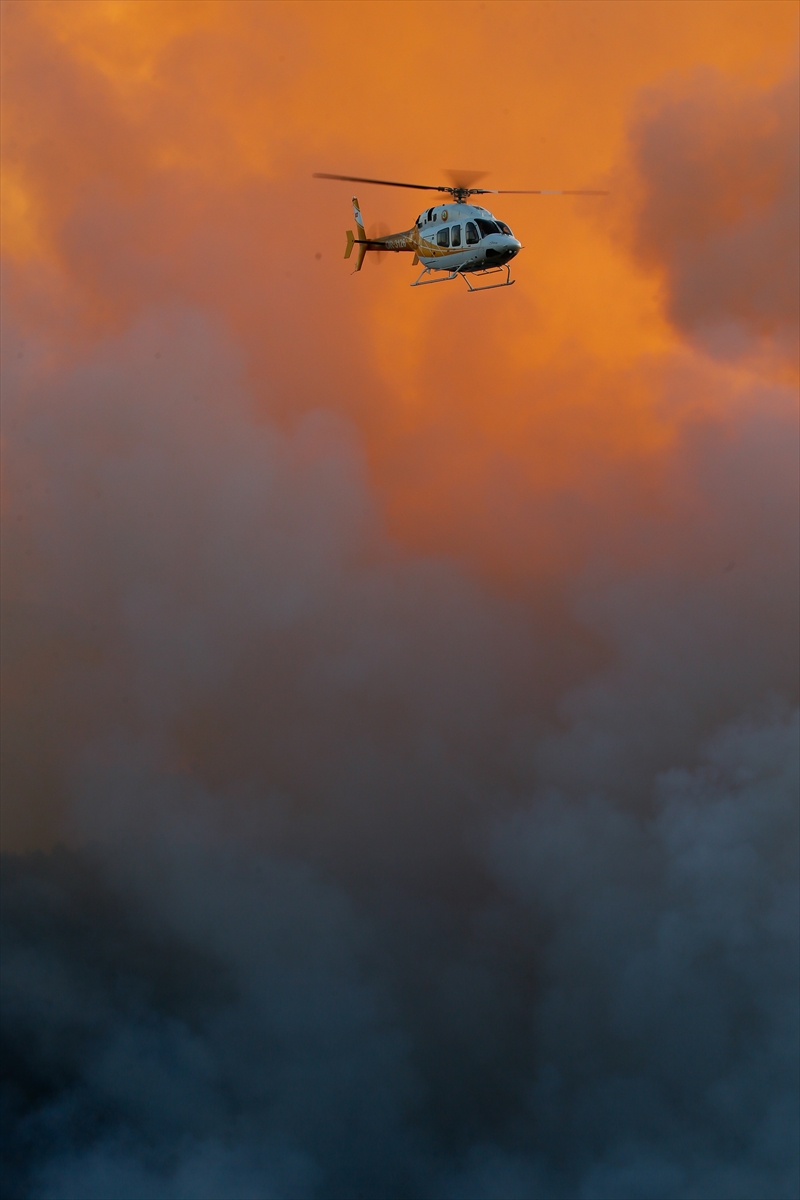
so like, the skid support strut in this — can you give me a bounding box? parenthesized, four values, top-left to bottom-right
(410, 263, 515, 291)
(410, 265, 460, 287)
(461, 264, 515, 292)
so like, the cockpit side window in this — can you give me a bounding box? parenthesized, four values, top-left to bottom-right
(436, 227, 450, 248)
(465, 221, 479, 245)
(450, 224, 462, 248)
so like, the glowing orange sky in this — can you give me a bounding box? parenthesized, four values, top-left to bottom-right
(2, 0, 798, 581)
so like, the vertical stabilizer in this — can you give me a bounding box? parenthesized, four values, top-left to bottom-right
(352, 196, 368, 271)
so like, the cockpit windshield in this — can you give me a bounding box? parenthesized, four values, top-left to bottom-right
(495, 220, 513, 236)
(476, 219, 500, 237)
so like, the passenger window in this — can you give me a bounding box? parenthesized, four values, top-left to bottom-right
(465, 221, 479, 245)
(436, 227, 450, 248)
(450, 224, 462, 248)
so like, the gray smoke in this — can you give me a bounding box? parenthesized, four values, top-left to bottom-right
(2, 305, 797, 1200)
(2, 63, 799, 1200)
(628, 65, 799, 363)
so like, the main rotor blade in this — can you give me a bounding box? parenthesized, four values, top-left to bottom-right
(493, 189, 609, 195)
(313, 172, 448, 192)
(444, 169, 488, 190)
(314, 172, 608, 197)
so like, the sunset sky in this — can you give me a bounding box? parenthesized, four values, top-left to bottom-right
(4, 0, 797, 576)
(2, 3, 798, 1198)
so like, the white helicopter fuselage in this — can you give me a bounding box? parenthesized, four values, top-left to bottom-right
(347, 197, 522, 277)
(414, 202, 522, 272)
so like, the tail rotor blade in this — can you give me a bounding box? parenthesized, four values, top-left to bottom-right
(366, 222, 390, 266)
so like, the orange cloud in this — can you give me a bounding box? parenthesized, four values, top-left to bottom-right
(2, 0, 797, 583)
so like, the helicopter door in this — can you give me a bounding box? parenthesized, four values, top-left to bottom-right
(465, 221, 479, 245)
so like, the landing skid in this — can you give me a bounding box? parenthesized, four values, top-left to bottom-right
(410, 264, 515, 292)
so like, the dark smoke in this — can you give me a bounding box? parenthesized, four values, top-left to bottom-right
(2, 65, 799, 1200)
(2, 306, 797, 1200)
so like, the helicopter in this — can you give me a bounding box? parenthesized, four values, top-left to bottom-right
(313, 170, 607, 292)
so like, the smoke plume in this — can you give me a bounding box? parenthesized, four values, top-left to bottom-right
(2, 33, 798, 1200)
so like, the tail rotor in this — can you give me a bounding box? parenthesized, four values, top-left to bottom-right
(366, 221, 390, 265)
